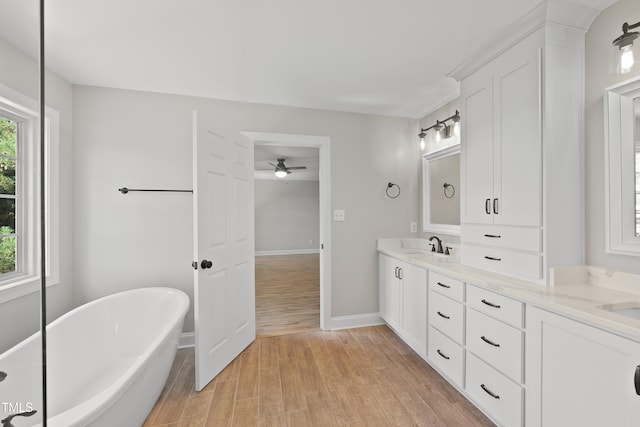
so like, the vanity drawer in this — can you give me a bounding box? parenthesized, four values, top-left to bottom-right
(462, 244, 542, 281)
(466, 308, 523, 383)
(462, 224, 541, 252)
(466, 284, 523, 328)
(466, 352, 523, 427)
(428, 326, 464, 388)
(429, 290, 464, 344)
(428, 271, 464, 302)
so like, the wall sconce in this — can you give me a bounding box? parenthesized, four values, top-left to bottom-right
(612, 21, 640, 74)
(418, 110, 461, 151)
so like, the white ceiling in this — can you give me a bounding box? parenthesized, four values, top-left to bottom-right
(0, 0, 614, 119)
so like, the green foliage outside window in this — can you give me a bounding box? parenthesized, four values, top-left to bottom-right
(0, 116, 17, 274)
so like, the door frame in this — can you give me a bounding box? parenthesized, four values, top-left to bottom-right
(243, 132, 331, 330)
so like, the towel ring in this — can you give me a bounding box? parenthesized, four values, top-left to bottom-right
(443, 183, 455, 199)
(386, 182, 401, 199)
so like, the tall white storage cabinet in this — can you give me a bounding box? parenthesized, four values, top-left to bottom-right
(450, 2, 595, 283)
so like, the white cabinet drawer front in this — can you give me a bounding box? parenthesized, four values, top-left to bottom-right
(466, 284, 523, 327)
(428, 271, 464, 302)
(462, 224, 541, 252)
(462, 244, 542, 281)
(466, 308, 523, 383)
(429, 291, 464, 344)
(428, 326, 464, 388)
(466, 352, 523, 427)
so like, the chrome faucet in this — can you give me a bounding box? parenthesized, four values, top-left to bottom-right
(429, 236, 444, 254)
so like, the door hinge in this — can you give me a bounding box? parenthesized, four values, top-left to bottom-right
(192, 261, 198, 270)
(321, 243, 324, 249)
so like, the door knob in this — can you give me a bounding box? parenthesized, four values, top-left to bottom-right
(200, 259, 213, 269)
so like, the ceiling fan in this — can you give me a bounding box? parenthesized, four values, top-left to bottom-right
(267, 158, 307, 178)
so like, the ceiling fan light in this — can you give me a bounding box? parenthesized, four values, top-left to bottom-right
(275, 169, 288, 178)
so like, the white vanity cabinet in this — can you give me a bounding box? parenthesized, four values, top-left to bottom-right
(378, 254, 427, 356)
(452, 5, 589, 283)
(428, 271, 465, 387)
(465, 284, 525, 426)
(526, 307, 640, 427)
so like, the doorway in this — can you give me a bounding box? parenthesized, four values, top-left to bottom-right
(244, 132, 331, 334)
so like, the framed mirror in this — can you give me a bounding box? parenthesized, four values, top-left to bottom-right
(604, 75, 640, 256)
(422, 145, 460, 235)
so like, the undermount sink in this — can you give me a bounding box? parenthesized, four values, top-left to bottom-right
(599, 303, 640, 321)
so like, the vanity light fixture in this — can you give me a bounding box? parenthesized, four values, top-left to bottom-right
(418, 110, 461, 151)
(612, 20, 640, 74)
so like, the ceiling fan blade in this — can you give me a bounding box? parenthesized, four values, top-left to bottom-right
(285, 166, 307, 170)
(267, 162, 277, 168)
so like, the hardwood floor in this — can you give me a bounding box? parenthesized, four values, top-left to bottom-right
(255, 254, 320, 337)
(143, 326, 495, 426)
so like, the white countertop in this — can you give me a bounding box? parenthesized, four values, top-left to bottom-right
(378, 238, 640, 342)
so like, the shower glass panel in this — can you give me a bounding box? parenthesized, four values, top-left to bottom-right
(0, 0, 45, 425)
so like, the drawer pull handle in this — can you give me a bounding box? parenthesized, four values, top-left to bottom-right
(437, 311, 450, 320)
(483, 234, 501, 238)
(437, 282, 451, 289)
(481, 299, 501, 309)
(480, 384, 500, 399)
(480, 335, 500, 347)
(635, 365, 640, 395)
(484, 256, 502, 261)
(436, 349, 450, 360)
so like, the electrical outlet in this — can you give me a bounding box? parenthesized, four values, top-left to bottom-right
(333, 209, 345, 221)
(410, 222, 417, 233)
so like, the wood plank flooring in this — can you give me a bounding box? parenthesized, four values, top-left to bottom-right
(143, 326, 495, 426)
(255, 254, 320, 337)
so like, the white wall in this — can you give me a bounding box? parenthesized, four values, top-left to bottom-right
(255, 179, 319, 253)
(0, 37, 73, 352)
(72, 85, 420, 332)
(585, 0, 640, 275)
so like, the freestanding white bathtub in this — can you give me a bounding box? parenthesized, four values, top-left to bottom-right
(0, 287, 189, 427)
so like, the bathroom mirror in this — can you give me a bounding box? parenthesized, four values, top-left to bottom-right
(422, 145, 460, 235)
(604, 75, 640, 255)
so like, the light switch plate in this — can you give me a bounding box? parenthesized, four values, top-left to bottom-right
(411, 222, 417, 233)
(334, 209, 345, 221)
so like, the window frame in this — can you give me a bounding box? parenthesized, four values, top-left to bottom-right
(0, 83, 59, 303)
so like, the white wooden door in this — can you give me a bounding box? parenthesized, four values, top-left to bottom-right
(461, 62, 494, 224)
(526, 307, 640, 426)
(492, 36, 541, 227)
(192, 110, 255, 391)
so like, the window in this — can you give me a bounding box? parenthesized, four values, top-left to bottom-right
(0, 83, 59, 303)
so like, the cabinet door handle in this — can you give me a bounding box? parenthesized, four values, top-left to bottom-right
(436, 349, 450, 360)
(394, 267, 398, 279)
(397, 268, 403, 280)
(493, 198, 499, 214)
(635, 365, 640, 395)
(480, 384, 500, 399)
(484, 256, 502, 261)
(481, 299, 501, 309)
(483, 234, 501, 238)
(485, 198, 491, 215)
(480, 335, 501, 347)
(436, 281, 451, 289)
(437, 311, 450, 320)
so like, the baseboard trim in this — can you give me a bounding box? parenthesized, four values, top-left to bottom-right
(179, 332, 195, 348)
(329, 313, 384, 330)
(255, 249, 320, 256)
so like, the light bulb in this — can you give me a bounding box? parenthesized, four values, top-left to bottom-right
(620, 45, 635, 73)
(275, 170, 287, 178)
(419, 137, 425, 151)
(435, 129, 441, 142)
(453, 121, 460, 136)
